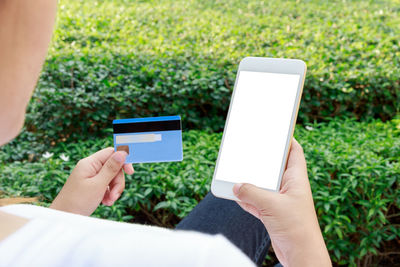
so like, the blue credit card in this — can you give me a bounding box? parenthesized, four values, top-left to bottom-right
(113, 116, 183, 163)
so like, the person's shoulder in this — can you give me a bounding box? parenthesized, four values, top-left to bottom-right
(0, 204, 48, 219)
(0, 204, 84, 221)
(0, 204, 137, 230)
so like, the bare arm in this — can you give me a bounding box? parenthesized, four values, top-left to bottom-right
(0, 0, 57, 144)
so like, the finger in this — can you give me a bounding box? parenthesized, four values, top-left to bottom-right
(123, 164, 134, 175)
(94, 151, 127, 186)
(102, 186, 113, 206)
(286, 138, 307, 171)
(75, 147, 115, 178)
(87, 147, 115, 165)
(236, 201, 261, 220)
(233, 183, 278, 210)
(102, 171, 124, 206)
(109, 170, 125, 202)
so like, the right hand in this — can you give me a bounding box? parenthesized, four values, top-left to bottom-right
(233, 139, 331, 267)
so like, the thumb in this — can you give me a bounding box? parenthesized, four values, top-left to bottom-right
(94, 151, 127, 185)
(233, 183, 278, 210)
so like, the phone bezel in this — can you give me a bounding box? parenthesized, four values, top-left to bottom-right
(211, 57, 307, 201)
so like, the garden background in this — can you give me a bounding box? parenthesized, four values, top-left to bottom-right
(0, 0, 399, 266)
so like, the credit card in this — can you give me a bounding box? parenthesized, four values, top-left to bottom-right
(113, 116, 183, 163)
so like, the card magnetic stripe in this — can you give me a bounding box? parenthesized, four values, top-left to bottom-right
(113, 119, 181, 134)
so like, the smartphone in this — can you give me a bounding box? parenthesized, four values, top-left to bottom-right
(211, 57, 306, 201)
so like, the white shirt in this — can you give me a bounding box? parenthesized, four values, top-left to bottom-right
(0, 204, 254, 267)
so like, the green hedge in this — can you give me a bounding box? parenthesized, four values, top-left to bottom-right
(1, 119, 399, 266)
(26, 0, 400, 141)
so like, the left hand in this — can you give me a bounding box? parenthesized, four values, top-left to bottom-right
(50, 147, 134, 216)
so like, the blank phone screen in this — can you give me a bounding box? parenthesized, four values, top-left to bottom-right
(215, 71, 300, 190)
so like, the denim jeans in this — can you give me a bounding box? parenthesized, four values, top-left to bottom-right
(176, 192, 271, 266)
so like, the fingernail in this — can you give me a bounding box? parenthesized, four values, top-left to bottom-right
(113, 151, 127, 163)
(233, 183, 243, 196)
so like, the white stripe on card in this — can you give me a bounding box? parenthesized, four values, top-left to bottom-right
(116, 133, 162, 144)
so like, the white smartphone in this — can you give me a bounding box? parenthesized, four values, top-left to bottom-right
(211, 57, 306, 201)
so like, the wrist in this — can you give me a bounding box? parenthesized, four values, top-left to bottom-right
(286, 223, 331, 267)
(50, 193, 81, 215)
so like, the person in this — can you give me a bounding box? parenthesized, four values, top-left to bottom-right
(0, 1, 331, 266)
